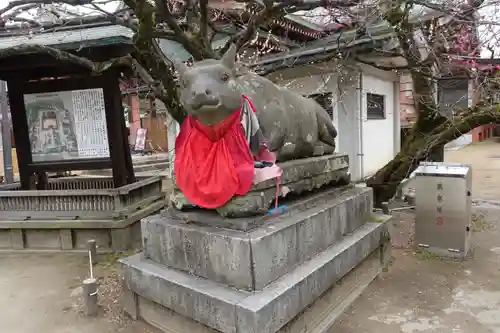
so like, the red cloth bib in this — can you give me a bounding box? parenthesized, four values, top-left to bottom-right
(174, 110, 254, 208)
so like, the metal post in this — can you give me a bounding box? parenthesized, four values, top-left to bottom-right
(0, 81, 13, 183)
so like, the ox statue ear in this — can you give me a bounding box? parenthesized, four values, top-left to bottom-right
(221, 43, 238, 70)
(170, 57, 188, 77)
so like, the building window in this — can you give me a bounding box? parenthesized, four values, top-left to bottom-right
(367, 93, 385, 119)
(437, 78, 468, 118)
(309, 92, 333, 118)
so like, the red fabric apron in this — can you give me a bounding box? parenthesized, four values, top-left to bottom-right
(174, 110, 254, 209)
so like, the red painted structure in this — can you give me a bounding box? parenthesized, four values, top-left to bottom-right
(469, 124, 496, 142)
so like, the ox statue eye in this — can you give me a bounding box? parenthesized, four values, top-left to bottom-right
(221, 73, 229, 82)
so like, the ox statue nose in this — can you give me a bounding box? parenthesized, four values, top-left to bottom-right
(192, 88, 212, 97)
(191, 88, 219, 109)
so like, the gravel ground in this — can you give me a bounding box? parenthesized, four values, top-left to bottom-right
(0, 251, 160, 333)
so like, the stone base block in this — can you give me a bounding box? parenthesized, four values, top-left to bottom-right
(120, 218, 391, 333)
(143, 187, 373, 290)
(164, 185, 366, 231)
(171, 153, 350, 217)
(0, 223, 143, 252)
(123, 241, 390, 333)
(0, 200, 165, 252)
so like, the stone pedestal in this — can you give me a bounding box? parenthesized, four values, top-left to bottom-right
(120, 186, 392, 333)
(170, 153, 350, 217)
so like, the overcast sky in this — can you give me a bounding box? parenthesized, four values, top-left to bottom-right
(477, 0, 500, 58)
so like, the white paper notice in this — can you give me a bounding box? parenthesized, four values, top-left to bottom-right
(71, 88, 110, 158)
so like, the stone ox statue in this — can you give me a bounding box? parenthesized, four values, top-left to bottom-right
(173, 44, 337, 161)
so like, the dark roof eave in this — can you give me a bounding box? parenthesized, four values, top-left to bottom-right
(0, 23, 134, 52)
(51, 37, 133, 51)
(0, 16, 118, 37)
(251, 39, 391, 75)
(474, 58, 500, 65)
(249, 29, 396, 68)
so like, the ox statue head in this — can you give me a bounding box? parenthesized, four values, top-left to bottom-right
(172, 44, 241, 125)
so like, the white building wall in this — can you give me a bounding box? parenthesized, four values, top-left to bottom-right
(335, 71, 362, 181)
(271, 63, 399, 181)
(361, 73, 397, 177)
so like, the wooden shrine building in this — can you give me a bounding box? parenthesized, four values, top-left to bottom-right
(0, 22, 167, 251)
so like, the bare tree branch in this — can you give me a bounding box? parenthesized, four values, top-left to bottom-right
(220, 0, 274, 54)
(152, 0, 216, 59)
(0, 0, 90, 16)
(0, 3, 38, 21)
(88, 2, 138, 31)
(128, 56, 168, 98)
(199, 0, 209, 45)
(0, 44, 94, 69)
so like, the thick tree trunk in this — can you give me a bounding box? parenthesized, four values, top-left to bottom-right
(367, 104, 499, 206)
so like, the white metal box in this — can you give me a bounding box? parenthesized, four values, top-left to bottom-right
(414, 162, 472, 259)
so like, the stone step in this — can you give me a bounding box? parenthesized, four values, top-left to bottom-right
(122, 244, 389, 333)
(120, 217, 391, 333)
(142, 187, 373, 291)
